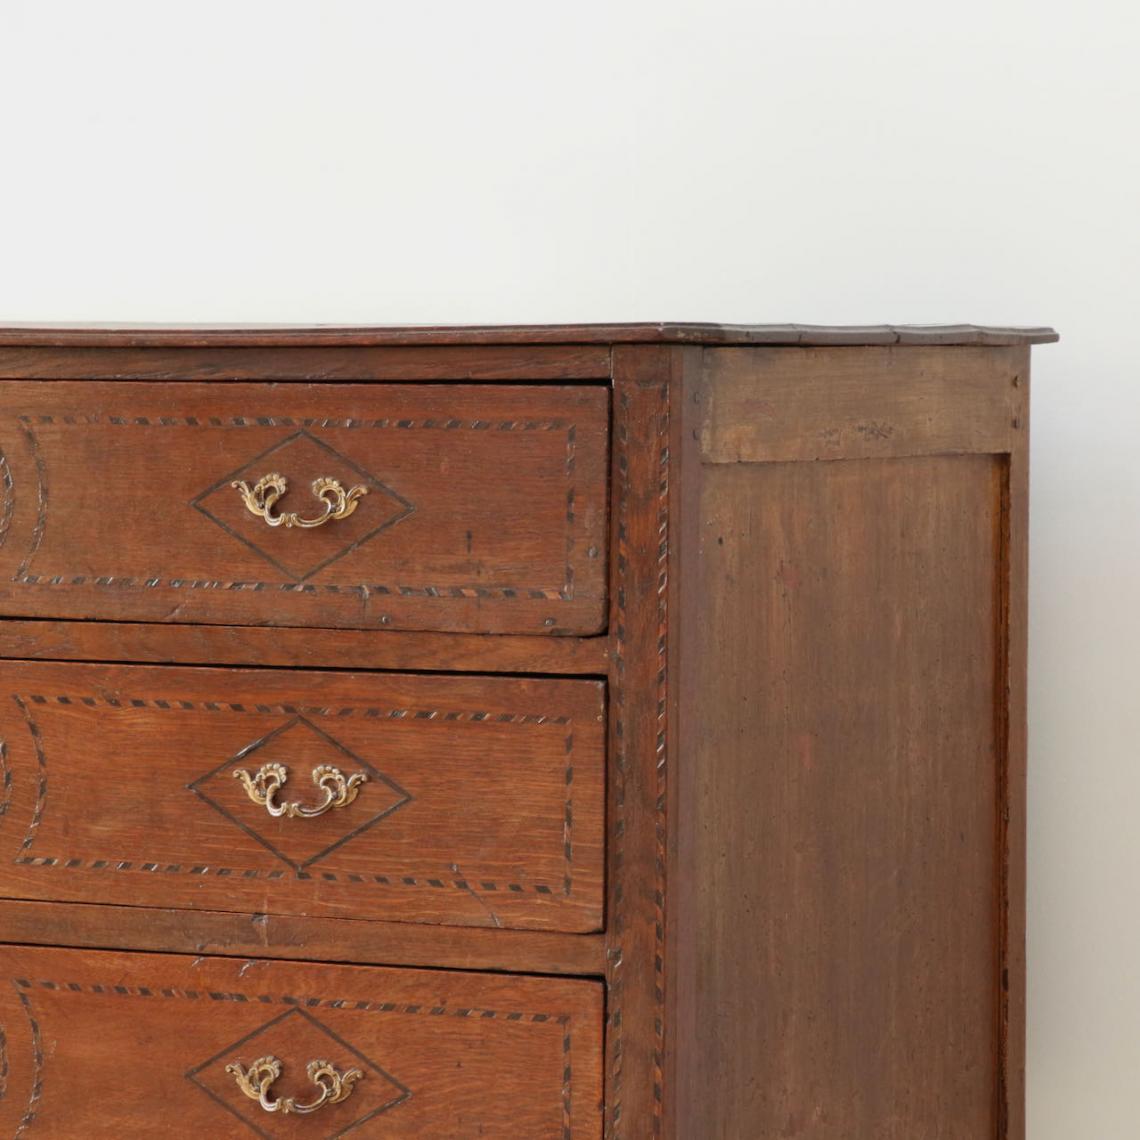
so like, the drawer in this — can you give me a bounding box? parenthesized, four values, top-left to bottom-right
(0, 944, 604, 1138)
(0, 382, 609, 634)
(0, 661, 605, 932)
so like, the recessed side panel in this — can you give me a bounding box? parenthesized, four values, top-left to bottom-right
(682, 452, 1005, 1138)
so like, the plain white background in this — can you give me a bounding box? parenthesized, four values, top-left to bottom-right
(2, 2, 1137, 1133)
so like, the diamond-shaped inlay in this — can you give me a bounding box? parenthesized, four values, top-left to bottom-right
(188, 717, 413, 872)
(191, 430, 416, 581)
(187, 1006, 412, 1139)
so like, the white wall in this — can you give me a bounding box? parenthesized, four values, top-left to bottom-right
(2, 1, 1136, 1132)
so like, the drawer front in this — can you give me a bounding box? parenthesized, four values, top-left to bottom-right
(0, 382, 609, 634)
(0, 661, 605, 932)
(0, 944, 604, 1138)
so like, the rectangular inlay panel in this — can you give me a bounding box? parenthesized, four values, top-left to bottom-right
(0, 382, 609, 634)
(0, 943, 604, 1138)
(0, 661, 605, 932)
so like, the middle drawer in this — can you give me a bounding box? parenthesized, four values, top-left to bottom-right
(0, 661, 605, 933)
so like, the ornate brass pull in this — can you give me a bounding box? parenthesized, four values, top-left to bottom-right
(226, 1056, 363, 1115)
(231, 472, 368, 529)
(233, 762, 367, 818)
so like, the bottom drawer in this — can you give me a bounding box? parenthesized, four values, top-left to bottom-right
(0, 945, 603, 1138)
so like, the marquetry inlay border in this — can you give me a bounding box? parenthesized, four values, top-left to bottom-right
(9, 416, 586, 606)
(9, 977, 581, 1139)
(605, 357, 672, 1139)
(7, 693, 580, 904)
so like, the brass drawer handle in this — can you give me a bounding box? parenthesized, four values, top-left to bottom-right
(231, 473, 369, 529)
(226, 1056, 363, 1115)
(233, 762, 367, 818)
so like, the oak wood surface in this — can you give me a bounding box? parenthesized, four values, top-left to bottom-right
(1000, 349, 1030, 1139)
(699, 345, 1023, 462)
(0, 321, 1059, 347)
(0, 897, 607, 976)
(0, 619, 610, 674)
(666, 347, 702, 1140)
(672, 342, 1017, 1138)
(0, 661, 605, 932)
(0, 344, 613, 381)
(0, 329, 1049, 1139)
(0, 943, 604, 1138)
(602, 346, 680, 1139)
(0, 381, 609, 634)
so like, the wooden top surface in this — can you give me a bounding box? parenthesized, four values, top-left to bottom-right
(0, 322, 1058, 347)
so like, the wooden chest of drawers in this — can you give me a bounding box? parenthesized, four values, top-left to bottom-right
(0, 321, 1056, 1138)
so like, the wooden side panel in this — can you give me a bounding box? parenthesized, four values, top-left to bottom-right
(0, 944, 604, 1138)
(677, 453, 1005, 1138)
(0, 382, 609, 634)
(669, 341, 1033, 1139)
(0, 661, 605, 933)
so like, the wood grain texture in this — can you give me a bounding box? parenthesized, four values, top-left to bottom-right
(0, 898, 606, 976)
(672, 446, 1009, 1138)
(0, 327, 1049, 1137)
(0, 344, 613, 381)
(0, 322, 1059, 347)
(699, 345, 1024, 462)
(0, 619, 610, 675)
(0, 382, 609, 634)
(666, 346, 703, 1140)
(0, 661, 605, 932)
(1000, 348, 1030, 1140)
(603, 346, 679, 1140)
(0, 944, 604, 1138)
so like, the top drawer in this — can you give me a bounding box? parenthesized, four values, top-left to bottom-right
(0, 382, 609, 634)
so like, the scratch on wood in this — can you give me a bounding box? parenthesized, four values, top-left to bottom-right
(450, 863, 502, 929)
